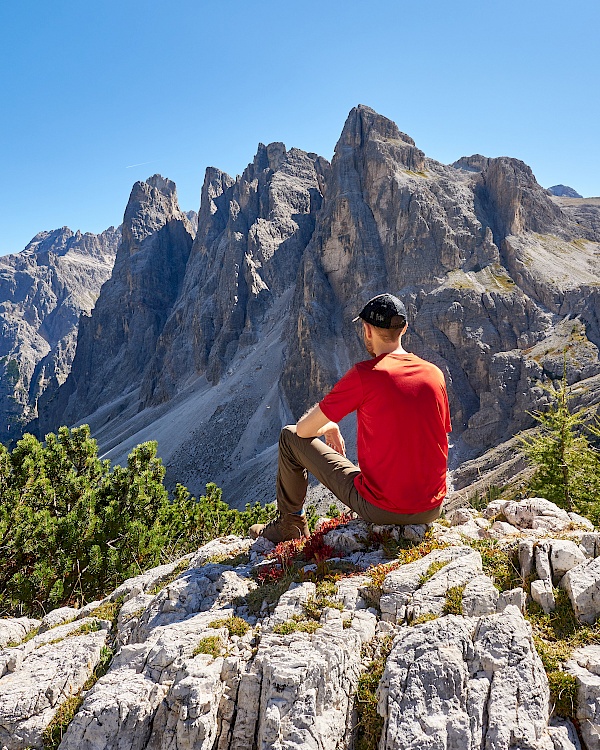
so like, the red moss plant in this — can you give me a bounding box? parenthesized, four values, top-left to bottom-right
(262, 512, 354, 578)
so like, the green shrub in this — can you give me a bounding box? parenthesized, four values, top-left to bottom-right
(208, 616, 250, 637)
(193, 635, 222, 658)
(0, 426, 274, 617)
(520, 371, 600, 520)
(442, 585, 465, 615)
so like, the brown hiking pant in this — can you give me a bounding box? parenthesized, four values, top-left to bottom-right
(276, 425, 442, 525)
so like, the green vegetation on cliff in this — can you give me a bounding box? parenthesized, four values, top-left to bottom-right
(521, 374, 600, 521)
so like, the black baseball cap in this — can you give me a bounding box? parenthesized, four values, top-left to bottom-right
(353, 293, 407, 329)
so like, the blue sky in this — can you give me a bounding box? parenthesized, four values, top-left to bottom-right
(1, 0, 598, 255)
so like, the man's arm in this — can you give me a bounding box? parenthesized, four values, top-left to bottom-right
(296, 404, 346, 456)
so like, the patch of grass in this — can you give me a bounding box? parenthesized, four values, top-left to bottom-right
(206, 551, 249, 566)
(208, 616, 250, 637)
(326, 503, 341, 518)
(83, 645, 114, 690)
(403, 169, 428, 178)
(315, 579, 337, 598)
(148, 560, 190, 595)
(72, 620, 102, 636)
(548, 672, 579, 718)
(442, 585, 465, 615)
(418, 560, 449, 587)
(6, 626, 39, 647)
(411, 613, 439, 626)
(468, 539, 522, 592)
(526, 588, 600, 717)
(42, 620, 101, 647)
(42, 694, 84, 750)
(343, 619, 352, 629)
(193, 635, 222, 658)
(355, 636, 394, 750)
(273, 618, 321, 635)
(87, 596, 124, 628)
(242, 571, 295, 616)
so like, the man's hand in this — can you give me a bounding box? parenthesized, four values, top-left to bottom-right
(322, 423, 346, 456)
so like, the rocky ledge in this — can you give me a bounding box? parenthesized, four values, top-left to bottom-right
(2, 497, 600, 749)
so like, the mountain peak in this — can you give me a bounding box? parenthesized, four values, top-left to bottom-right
(548, 184, 583, 198)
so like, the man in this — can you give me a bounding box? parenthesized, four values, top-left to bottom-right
(250, 293, 451, 543)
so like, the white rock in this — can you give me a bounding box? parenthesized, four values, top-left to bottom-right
(323, 519, 369, 554)
(447, 507, 475, 526)
(561, 557, 600, 624)
(490, 520, 521, 537)
(462, 575, 499, 616)
(110, 555, 193, 604)
(231, 622, 367, 749)
(568, 512, 595, 531)
(0, 618, 40, 648)
(38, 606, 79, 633)
(580, 532, 600, 559)
(547, 717, 582, 750)
(190, 537, 252, 567)
(497, 587, 527, 613)
(566, 645, 600, 750)
(482, 499, 506, 519)
(520, 540, 535, 578)
(503, 498, 570, 531)
(531, 579, 556, 613)
(264, 582, 316, 631)
(378, 607, 553, 750)
(402, 524, 429, 541)
(380, 547, 475, 624)
(59, 667, 173, 749)
(536, 542, 553, 581)
(0, 630, 109, 749)
(549, 539, 587, 580)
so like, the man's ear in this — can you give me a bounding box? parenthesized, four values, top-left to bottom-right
(363, 322, 373, 339)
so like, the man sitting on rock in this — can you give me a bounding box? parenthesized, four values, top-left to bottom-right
(250, 293, 452, 543)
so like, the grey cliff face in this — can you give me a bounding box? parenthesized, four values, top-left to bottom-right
(35, 176, 195, 435)
(282, 105, 600, 457)
(0, 226, 119, 443)
(140, 143, 328, 404)
(30, 105, 600, 507)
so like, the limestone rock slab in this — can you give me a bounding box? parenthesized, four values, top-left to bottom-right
(0, 618, 40, 648)
(531, 579, 557, 614)
(231, 622, 365, 750)
(378, 607, 553, 750)
(549, 540, 587, 580)
(0, 630, 108, 749)
(502, 498, 571, 532)
(561, 557, 600, 624)
(566, 645, 600, 750)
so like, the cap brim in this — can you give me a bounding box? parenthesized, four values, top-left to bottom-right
(352, 315, 361, 323)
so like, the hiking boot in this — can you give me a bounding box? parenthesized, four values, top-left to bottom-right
(249, 513, 309, 543)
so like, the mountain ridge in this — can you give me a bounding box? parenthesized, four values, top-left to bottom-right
(17, 105, 600, 508)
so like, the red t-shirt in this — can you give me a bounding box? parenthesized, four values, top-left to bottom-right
(319, 353, 451, 514)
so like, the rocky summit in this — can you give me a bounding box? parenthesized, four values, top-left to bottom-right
(2, 496, 600, 748)
(28, 105, 600, 507)
(0, 225, 119, 444)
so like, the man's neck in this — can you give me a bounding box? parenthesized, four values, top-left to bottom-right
(373, 341, 407, 357)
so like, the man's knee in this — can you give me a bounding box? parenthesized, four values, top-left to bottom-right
(280, 425, 297, 447)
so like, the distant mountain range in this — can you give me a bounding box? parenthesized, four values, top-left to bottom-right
(3, 106, 600, 507)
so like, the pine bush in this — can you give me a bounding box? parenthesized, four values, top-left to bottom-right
(0, 425, 275, 617)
